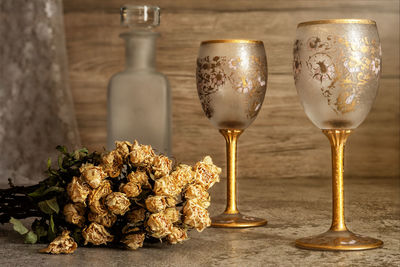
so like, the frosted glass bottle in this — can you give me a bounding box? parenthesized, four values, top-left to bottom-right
(107, 5, 171, 155)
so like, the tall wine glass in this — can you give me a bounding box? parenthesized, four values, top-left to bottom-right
(196, 40, 268, 227)
(293, 19, 383, 250)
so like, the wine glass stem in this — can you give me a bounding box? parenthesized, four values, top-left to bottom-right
(323, 129, 352, 232)
(219, 129, 243, 214)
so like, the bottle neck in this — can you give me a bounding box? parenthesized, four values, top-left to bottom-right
(121, 31, 159, 71)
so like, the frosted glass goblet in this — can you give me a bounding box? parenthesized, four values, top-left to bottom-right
(293, 19, 383, 251)
(196, 40, 268, 227)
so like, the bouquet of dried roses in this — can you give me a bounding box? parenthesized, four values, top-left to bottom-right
(0, 141, 221, 253)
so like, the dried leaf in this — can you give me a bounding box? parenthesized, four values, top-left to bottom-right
(28, 185, 46, 197)
(58, 155, 64, 170)
(38, 197, 59, 214)
(48, 215, 56, 242)
(25, 231, 38, 244)
(56, 145, 68, 155)
(9, 217, 29, 235)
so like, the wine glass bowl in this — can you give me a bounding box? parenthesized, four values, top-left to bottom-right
(293, 19, 383, 250)
(197, 40, 267, 130)
(196, 40, 268, 227)
(294, 19, 381, 129)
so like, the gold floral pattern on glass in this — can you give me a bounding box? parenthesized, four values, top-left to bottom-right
(293, 34, 381, 114)
(196, 55, 267, 119)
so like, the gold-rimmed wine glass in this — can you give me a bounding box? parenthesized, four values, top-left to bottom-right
(293, 19, 383, 250)
(196, 40, 268, 227)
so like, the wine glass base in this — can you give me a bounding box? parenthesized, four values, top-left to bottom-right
(211, 213, 267, 228)
(295, 229, 383, 251)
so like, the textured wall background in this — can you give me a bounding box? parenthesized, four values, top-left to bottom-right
(0, 0, 80, 183)
(63, 0, 399, 180)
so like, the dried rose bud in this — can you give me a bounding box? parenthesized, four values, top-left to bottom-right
(88, 211, 117, 228)
(184, 184, 210, 208)
(188, 197, 210, 209)
(193, 156, 221, 190)
(167, 227, 188, 244)
(79, 163, 106, 189)
(183, 199, 211, 232)
(115, 140, 132, 159)
(127, 208, 147, 224)
(152, 155, 172, 179)
(129, 140, 155, 167)
(163, 207, 180, 223)
(82, 222, 114, 246)
(106, 192, 131, 215)
(120, 182, 142, 198)
(102, 150, 123, 178)
(153, 176, 181, 197)
(147, 212, 173, 239)
(145, 195, 167, 213)
(165, 196, 178, 207)
(170, 164, 194, 187)
(122, 225, 141, 235)
(121, 233, 145, 250)
(88, 181, 112, 216)
(40, 230, 77, 254)
(127, 170, 151, 188)
(67, 176, 90, 204)
(63, 203, 85, 227)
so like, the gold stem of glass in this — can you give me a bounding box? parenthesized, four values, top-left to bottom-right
(322, 129, 352, 232)
(219, 129, 243, 214)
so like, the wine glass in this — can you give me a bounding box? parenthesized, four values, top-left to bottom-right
(196, 40, 268, 227)
(293, 19, 383, 250)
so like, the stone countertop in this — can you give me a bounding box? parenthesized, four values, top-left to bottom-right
(0, 176, 399, 267)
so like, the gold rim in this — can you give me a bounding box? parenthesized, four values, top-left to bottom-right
(201, 39, 263, 45)
(298, 19, 376, 27)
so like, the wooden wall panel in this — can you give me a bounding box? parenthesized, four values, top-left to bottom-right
(63, 0, 399, 179)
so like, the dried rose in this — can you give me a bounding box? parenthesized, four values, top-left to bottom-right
(145, 195, 167, 213)
(166, 196, 178, 207)
(79, 163, 106, 189)
(184, 184, 209, 200)
(88, 181, 112, 216)
(120, 182, 142, 198)
(122, 225, 141, 235)
(67, 176, 90, 204)
(170, 164, 194, 187)
(184, 184, 210, 208)
(122, 233, 145, 250)
(127, 170, 151, 188)
(147, 212, 173, 239)
(152, 155, 172, 178)
(127, 208, 147, 224)
(40, 230, 77, 254)
(102, 150, 123, 178)
(88, 211, 117, 228)
(183, 199, 211, 232)
(63, 203, 85, 227)
(129, 140, 155, 167)
(106, 192, 131, 215)
(153, 176, 181, 197)
(115, 140, 132, 159)
(193, 156, 221, 190)
(163, 207, 180, 223)
(82, 222, 114, 245)
(167, 227, 188, 244)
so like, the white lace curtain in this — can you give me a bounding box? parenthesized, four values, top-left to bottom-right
(0, 0, 80, 184)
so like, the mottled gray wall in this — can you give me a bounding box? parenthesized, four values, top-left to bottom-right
(0, 0, 80, 184)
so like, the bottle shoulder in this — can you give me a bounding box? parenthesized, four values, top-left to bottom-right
(108, 70, 170, 91)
